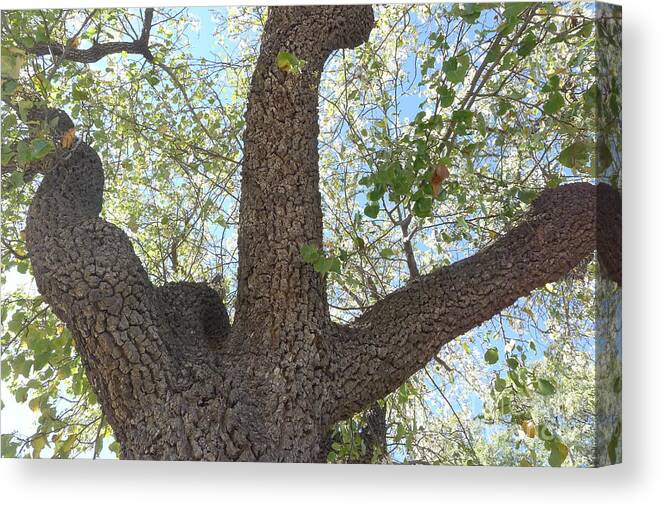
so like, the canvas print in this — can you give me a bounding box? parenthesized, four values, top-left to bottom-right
(0, 2, 621, 466)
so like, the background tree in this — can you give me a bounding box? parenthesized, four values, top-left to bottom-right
(1, 3, 621, 464)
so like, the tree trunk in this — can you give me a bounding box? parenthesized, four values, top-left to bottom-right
(22, 6, 621, 462)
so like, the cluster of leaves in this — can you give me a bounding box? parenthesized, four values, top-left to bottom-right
(1, 293, 116, 458)
(484, 340, 571, 466)
(1, 11, 81, 172)
(275, 51, 306, 75)
(299, 244, 341, 275)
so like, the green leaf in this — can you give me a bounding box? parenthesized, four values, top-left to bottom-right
(1, 48, 28, 81)
(15, 387, 29, 403)
(442, 56, 457, 73)
(442, 56, 468, 84)
(548, 440, 569, 467)
(452, 109, 473, 125)
(0, 360, 11, 380)
(537, 424, 555, 441)
(484, 347, 499, 365)
(436, 85, 455, 107)
(541, 75, 560, 92)
(326, 257, 342, 274)
(146, 73, 160, 86)
(1, 434, 19, 458)
(364, 203, 380, 219)
(2, 78, 19, 97)
(543, 91, 565, 115)
(456, 216, 469, 230)
(31, 434, 47, 458)
(498, 395, 512, 415)
(558, 140, 589, 170)
(494, 376, 507, 392)
(29, 397, 41, 413)
(503, 2, 531, 20)
(18, 99, 33, 121)
(109, 440, 121, 457)
(597, 139, 613, 172)
(496, 100, 513, 117)
(300, 243, 320, 264)
(16, 140, 30, 164)
(517, 189, 538, 204)
(484, 46, 501, 64)
(517, 32, 537, 58)
(576, 21, 594, 39)
(71, 85, 89, 101)
(534, 378, 556, 396)
(459, 4, 483, 24)
(499, 52, 517, 71)
(412, 197, 433, 218)
(380, 248, 395, 259)
(30, 138, 51, 160)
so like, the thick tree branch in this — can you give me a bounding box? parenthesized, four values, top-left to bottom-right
(24, 108, 231, 458)
(28, 8, 155, 63)
(234, 6, 374, 338)
(327, 182, 621, 422)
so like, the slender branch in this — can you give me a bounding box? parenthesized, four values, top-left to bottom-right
(424, 367, 480, 464)
(92, 414, 106, 459)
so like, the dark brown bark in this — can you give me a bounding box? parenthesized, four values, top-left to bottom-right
(234, 5, 375, 332)
(20, 6, 621, 462)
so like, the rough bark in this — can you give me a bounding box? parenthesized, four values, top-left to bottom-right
(21, 6, 622, 462)
(235, 5, 375, 331)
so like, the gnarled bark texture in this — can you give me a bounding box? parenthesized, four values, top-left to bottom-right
(22, 6, 621, 462)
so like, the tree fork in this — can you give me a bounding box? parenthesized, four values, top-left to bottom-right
(16, 6, 621, 463)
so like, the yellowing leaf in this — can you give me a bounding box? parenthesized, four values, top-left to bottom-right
(275, 51, 304, 74)
(521, 420, 536, 438)
(430, 164, 450, 197)
(62, 434, 77, 453)
(31, 434, 46, 458)
(61, 128, 76, 149)
(549, 441, 569, 467)
(1, 47, 27, 80)
(29, 397, 41, 413)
